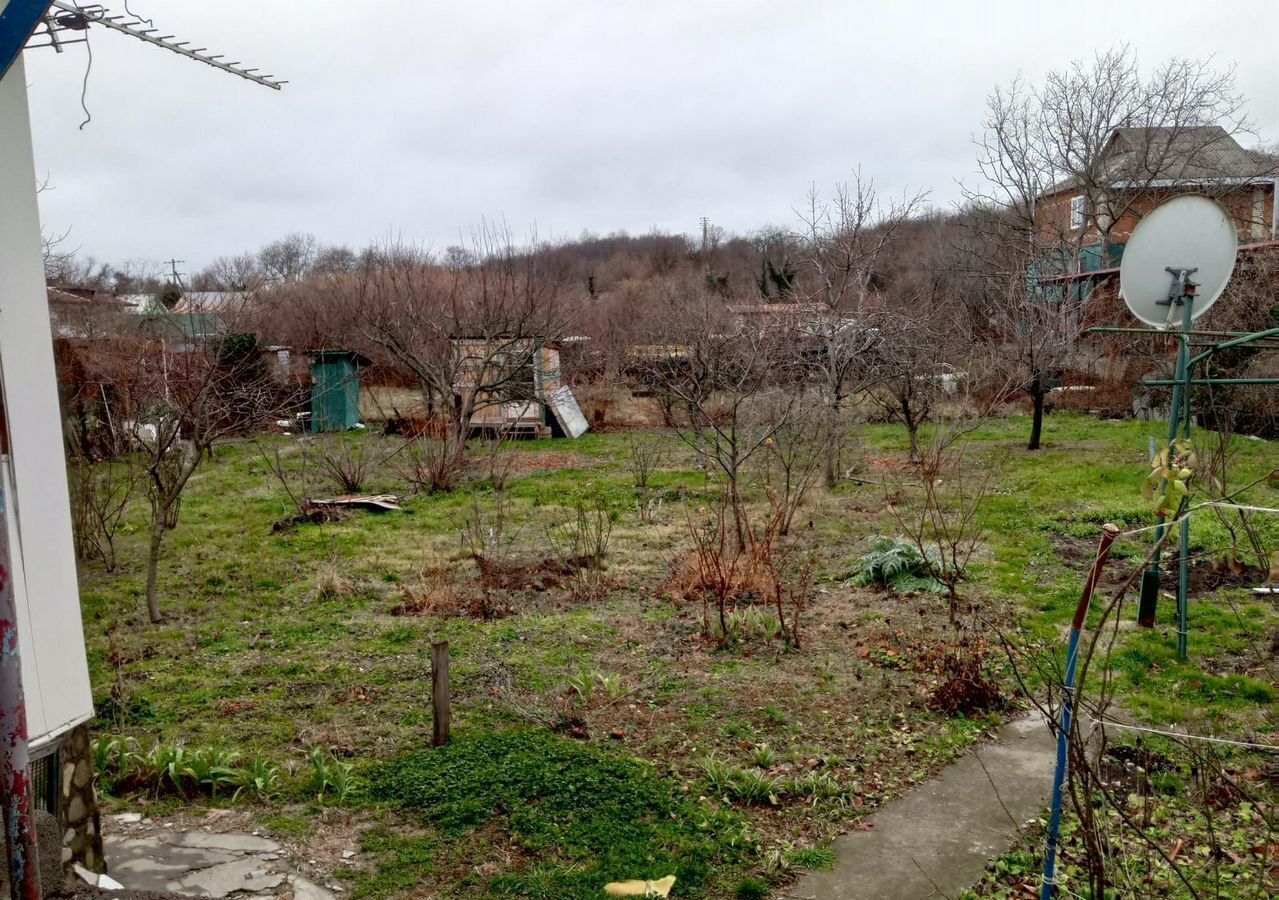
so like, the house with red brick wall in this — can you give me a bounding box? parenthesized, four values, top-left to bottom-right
(1034, 125, 1278, 276)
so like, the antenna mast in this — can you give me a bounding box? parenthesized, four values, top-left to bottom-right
(36, 2, 287, 90)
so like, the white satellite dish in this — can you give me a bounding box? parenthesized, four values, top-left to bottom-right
(1118, 195, 1238, 329)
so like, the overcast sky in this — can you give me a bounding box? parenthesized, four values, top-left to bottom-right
(22, 0, 1279, 272)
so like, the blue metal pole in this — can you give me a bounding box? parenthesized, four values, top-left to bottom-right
(1041, 524, 1119, 900)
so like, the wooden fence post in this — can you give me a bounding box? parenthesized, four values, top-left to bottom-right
(431, 640, 450, 747)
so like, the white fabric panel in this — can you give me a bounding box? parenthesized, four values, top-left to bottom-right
(0, 55, 95, 747)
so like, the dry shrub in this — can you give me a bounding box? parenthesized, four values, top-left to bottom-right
(928, 646, 1006, 716)
(318, 436, 375, 493)
(667, 499, 810, 647)
(401, 437, 464, 494)
(314, 561, 356, 600)
(472, 554, 593, 592)
(389, 567, 514, 620)
(564, 568, 622, 604)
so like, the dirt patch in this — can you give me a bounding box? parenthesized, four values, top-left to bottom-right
(1180, 561, 1268, 593)
(473, 553, 597, 591)
(270, 505, 347, 533)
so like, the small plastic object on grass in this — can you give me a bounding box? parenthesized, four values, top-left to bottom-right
(605, 874, 676, 897)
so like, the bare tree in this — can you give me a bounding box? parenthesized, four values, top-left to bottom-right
(258, 232, 318, 284)
(793, 172, 928, 485)
(337, 227, 571, 462)
(97, 309, 279, 622)
(635, 294, 801, 547)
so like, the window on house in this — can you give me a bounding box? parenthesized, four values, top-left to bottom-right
(1070, 194, 1087, 230)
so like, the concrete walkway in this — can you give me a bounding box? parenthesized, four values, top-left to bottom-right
(789, 713, 1056, 900)
(103, 815, 338, 899)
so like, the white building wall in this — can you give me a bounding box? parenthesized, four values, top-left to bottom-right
(0, 52, 95, 749)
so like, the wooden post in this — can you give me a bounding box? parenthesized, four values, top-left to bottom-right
(431, 640, 450, 747)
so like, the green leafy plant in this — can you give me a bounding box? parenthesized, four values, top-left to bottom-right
(364, 729, 751, 897)
(224, 753, 281, 801)
(1144, 438, 1196, 517)
(700, 756, 780, 805)
(567, 669, 625, 704)
(308, 748, 355, 803)
(748, 743, 777, 768)
(844, 535, 944, 593)
(179, 747, 241, 797)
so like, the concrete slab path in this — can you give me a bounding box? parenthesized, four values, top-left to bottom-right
(103, 815, 339, 899)
(788, 713, 1056, 900)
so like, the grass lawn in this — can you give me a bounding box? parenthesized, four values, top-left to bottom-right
(80, 411, 1277, 898)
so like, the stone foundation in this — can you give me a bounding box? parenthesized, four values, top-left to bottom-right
(58, 723, 104, 873)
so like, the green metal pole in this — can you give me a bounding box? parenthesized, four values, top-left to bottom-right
(1139, 330, 1188, 627)
(1176, 297, 1194, 660)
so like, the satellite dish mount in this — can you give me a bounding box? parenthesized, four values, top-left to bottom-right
(1093, 195, 1279, 660)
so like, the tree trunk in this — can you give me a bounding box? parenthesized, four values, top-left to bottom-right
(1028, 382, 1045, 451)
(145, 509, 167, 623)
(824, 391, 841, 488)
(728, 477, 746, 551)
(904, 400, 921, 465)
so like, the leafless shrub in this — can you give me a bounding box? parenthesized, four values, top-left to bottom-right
(549, 501, 614, 567)
(670, 496, 808, 647)
(460, 489, 522, 563)
(400, 437, 464, 495)
(68, 455, 141, 572)
(318, 436, 374, 493)
(890, 414, 999, 625)
(625, 432, 666, 520)
(761, 400, 827, 535)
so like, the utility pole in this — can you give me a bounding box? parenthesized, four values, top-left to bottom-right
(164, 258, 186, 289)
(699, 217, 710, 254)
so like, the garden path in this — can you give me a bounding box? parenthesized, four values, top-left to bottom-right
(787, 712, 1056, 899)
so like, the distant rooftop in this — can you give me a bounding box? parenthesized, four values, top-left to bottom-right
(1045, 125, 1274, 195)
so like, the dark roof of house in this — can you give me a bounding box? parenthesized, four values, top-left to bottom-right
(1045, 125, 1274, 195)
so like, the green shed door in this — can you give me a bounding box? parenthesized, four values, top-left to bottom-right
(311, 357, 360, 432)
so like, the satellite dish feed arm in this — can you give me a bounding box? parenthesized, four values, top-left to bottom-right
(1158, 266, 1198, 308)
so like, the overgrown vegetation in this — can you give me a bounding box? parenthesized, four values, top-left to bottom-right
(363, 729, 753, 898)
(72, 416, 1277, 897)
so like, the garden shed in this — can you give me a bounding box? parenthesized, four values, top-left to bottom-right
(309, 350, 366, 432)
(455, 339, 588, 439)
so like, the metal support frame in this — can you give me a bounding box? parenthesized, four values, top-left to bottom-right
(1085, 315, 1279, 660)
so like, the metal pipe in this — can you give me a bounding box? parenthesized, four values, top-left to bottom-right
(0, 476, 42, 900)
(1189, 326, 1279, 367)
(1041, 524, 1120, 900)
(1143, 378, 1279, 386)
(1175, 298, 1195, 661)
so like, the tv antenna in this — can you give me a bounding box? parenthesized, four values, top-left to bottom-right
(25, 2, 286, 90)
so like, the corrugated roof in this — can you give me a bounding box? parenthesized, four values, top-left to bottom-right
(1045, 126, 1273, 194)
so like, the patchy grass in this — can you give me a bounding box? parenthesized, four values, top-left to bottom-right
(79, 412, 1277, 896)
